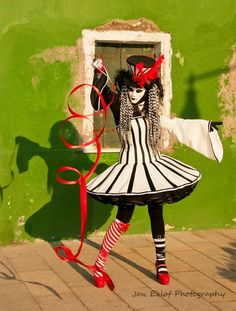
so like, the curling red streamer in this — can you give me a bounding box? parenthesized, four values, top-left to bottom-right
(54, 83, 115, 291)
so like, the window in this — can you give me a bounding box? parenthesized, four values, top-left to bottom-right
(81, 29, 172, 152)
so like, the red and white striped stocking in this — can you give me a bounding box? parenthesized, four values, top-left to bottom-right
(94, 219, 129, 277)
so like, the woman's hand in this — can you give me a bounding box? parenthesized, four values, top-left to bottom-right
(210, 121, 223, 132)
(91, 58, 105, 78)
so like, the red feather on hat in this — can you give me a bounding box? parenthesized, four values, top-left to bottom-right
(133, 54, 164, 87)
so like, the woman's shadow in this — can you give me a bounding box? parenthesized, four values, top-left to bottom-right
(180, 73, 200, 119)
(15, 120, 113, 242)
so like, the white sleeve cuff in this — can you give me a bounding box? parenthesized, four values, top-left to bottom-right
(160, 116, 223, 162)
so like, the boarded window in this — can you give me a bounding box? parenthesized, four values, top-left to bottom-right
(81, 29, 172, 153)
(94, 42, 161, 149)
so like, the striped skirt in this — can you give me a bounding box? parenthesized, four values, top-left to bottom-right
(87, 117, 201, 206)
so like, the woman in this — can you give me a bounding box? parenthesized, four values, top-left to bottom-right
(87, 55, 223, 288)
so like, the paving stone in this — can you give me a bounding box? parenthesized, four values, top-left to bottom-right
(9, 255, 50, 272)
(195, 230, 235, 247)
(36, 241, 132, 289)
(165, 234, 192, 251)
(49, 258, 94, 288)
(120, 234, 154, 248)
(35, 292, 88, 311)
(133, 246, 195, 273)
(173, 249, 236, 279)
(168, 231, 206, 243)
(35, 242, 107, 288)
(136, 306, 176, 311)
(0, 229, 236, 311)
(218, 229, 236, 240)
(114, 287, 171, 310)
(0, 283, 41, 311)
(128, 245, 156, 261)
(64, 239, 101, 254)
(109, 240, 134, 253)
(1, 244, 38, 258)
(142, 234, 153, 242)
(212, 300, 236, 311)
(214, 277, 236, 293)
(86, 237, 133, 254)
(108, 257, 146, 289)
(166, 252, 196, 273)
(35, 243, 78, 275)
(36, 241, 95, 264)
(0, 274, 19, 286)
(35, 240, 96, 259)
(0, 251, 20, 285)
(172, 271, 235, 302)
(186, 241, 236, 274)
(112, 250, 196, 296)
(71, 284, 131, 311)
(116, 269, 219, 311)
(0, 249, 9, 261)
(36, 240, 99, 265)
(18, 270, 72, 297)
(34, 242, 62, 261)
(111, 250, 156, 287)
(155, 277, 219, 311)
(83, 238, 133, 259)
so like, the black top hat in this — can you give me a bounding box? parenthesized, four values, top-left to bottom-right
(126, 55, 156, 74)
(115, 54, 164, 89)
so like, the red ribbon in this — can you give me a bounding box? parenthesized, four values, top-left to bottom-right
(54, 83, 115, 291)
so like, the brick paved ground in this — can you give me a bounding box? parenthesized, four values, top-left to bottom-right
(0, 229, 235, 311)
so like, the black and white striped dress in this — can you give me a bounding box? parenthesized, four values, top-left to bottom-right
(87, 116, 201, 206)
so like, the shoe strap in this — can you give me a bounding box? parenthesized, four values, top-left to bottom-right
(156, 263, 167, 268)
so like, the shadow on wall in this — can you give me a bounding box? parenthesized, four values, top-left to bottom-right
(0, 171, 14, 206)
(180, 66, 233, 119)
(15, 120, 113, 242)
(181, 73, 200, 119)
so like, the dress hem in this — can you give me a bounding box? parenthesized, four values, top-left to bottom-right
(87, 179, 200, 206)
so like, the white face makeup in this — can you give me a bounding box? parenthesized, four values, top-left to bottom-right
(128, 86, 146, 104)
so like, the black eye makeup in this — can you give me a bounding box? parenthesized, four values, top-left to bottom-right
(128, 86, 134, 91)
(128, 87, 145, 93)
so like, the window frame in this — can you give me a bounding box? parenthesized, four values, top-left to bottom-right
(81, 29, 172, 153)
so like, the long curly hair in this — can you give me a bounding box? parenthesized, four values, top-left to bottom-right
(118, 77, 164, 155)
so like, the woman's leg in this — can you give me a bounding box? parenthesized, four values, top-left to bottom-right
(148, 203, 169, 284)
(94, 204, 135, 287)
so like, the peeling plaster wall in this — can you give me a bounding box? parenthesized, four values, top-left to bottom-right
(218, 45, 236, 143)
(0, 0, 236, 245)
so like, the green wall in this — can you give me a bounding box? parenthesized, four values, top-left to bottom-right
(0, 0, 236, 245)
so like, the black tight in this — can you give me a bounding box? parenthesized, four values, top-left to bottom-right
(116, 203, 165, 238)
(148, 203, 165, 238)
(116, 205, 135, 223)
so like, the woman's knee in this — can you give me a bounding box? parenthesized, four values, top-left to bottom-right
(148, 203, 163, 217)
(116, 204, 135, 223)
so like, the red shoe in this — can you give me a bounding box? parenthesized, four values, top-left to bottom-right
(94, 272, 106, 288)
(155, 263, 170, 285)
